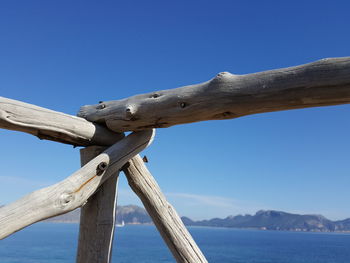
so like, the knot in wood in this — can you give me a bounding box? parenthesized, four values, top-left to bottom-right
(125, 105, 136, 120)
(216, 72, 230, 79)
(60, 193, 74, 207)
(96, 103, 106, 110)
(150, 93, 160, 99)
(211, 71, 234, 84)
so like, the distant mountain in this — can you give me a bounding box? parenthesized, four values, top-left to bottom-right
(2, 203, 350, 232)
(116, 205, 151, 224)
(334, 218, 350, 231)
(182, 210, 350, 232)
(45, 205, 152, 224)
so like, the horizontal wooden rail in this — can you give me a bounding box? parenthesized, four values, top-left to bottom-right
(0, 129, 154, 239)
(0, 97, 122, 146)
(78, 57, 350, 132)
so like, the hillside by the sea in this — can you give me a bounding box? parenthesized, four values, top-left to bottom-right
(45, 205, 152, 224)
(182, 210, 350, 232)
(37, 204, 350, 232)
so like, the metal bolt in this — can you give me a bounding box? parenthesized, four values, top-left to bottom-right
(96, 162, 108, 176)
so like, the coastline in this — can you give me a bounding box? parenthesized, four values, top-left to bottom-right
(41, 221, 350, 234)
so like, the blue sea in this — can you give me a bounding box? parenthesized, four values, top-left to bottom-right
(1, 223, 350, 263)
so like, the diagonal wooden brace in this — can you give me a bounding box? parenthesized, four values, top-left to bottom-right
(123, 155, 208, 263)
(0, 129, 154, 240)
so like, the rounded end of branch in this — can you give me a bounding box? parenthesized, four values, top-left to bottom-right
(77, 105, 94, 120)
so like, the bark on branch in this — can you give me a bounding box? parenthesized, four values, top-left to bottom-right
(78, 57, 350, 132)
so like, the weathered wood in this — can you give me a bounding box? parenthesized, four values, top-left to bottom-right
(77, 146, 118, 263)
(0, 97, 122, 146)
(78, 57, 350, 132)
(123, 155, 208, 263)
(0, 129, 154, 239)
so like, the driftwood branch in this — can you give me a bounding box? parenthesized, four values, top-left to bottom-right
(78, 57, 350, 132)
(123, 155, 207, 263)
(0, 130, 154, 239)
(0, 97, 122, 146)
(77, 146, 118, 263)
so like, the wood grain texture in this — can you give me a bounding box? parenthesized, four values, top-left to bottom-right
(78, 57, 350, 132)
(123, 155, 207, 263)
(0, 97, 122, 146)
(77, 146, 118, 263)
(0, 129, 154, 240)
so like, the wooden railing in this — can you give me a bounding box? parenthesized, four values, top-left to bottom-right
(1, 57, 350, 263)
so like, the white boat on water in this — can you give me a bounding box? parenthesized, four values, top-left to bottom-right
(116, 220, 125, 227)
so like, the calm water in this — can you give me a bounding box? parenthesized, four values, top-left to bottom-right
(1, 223, 350, 263)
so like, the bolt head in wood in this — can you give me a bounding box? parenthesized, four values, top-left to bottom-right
(96, 162, 108, 176)
(180, 102, 186, 108)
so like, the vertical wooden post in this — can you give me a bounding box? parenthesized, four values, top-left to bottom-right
(76, 146, 119, 263)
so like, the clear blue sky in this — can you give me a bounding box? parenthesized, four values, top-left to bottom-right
(0, 0, 349, 220)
